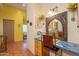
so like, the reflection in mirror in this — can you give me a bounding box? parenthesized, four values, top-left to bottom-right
(48, 19, 62, 34)
(48, 19, 63, 44)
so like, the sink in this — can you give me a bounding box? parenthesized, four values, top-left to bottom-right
(60, 41, 78, 49)
(56, 41, 79, 55)
(68, 43, 77, 47)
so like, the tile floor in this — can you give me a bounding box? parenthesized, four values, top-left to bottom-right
(0, 41, 33, 56)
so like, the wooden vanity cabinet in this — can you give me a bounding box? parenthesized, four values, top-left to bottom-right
(35, 39, 49, 56)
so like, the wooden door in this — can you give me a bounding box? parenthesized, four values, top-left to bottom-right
(3, 20, 14, 43)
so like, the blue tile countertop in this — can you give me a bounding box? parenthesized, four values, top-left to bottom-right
(56, 41, 79, 55)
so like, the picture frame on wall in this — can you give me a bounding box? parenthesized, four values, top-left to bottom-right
(35, 15, 45, 29)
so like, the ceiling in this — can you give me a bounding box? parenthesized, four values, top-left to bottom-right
(7, 3, 27, 12)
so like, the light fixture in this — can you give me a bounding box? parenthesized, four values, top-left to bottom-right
(48, 6, 58, 17)
(48, 10, 53, 16)
(67, 3, 78, 21)
(22, 3, 26, 7)
(38, 14, 45, 21)
(50, 6, 58, 12)
(48, 10, 58, 17)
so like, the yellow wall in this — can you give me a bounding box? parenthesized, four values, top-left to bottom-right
(0, 4, 26, 42)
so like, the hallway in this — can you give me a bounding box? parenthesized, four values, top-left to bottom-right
(0, 41, 33, 56)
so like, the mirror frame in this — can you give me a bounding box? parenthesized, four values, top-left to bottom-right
(46, 11, 67, 41)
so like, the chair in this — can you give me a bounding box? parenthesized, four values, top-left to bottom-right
(0, 35, 7, 52)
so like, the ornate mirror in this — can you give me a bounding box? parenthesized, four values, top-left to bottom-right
(48, 19, 63, 34)
(46, 11, 67, 41)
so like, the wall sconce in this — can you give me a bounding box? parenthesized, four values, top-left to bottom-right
(29, 22, 32, 26)
(27, 20, 29, 23)
(48, 6, 58, 17)
(50, 6, 58, 12)
(67, 3, 78, 21)
(38, 14, 45, 21)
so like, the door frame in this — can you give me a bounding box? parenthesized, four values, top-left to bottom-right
(3, 19, 14, 43)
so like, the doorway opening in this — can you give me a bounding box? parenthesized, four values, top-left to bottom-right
(23, 24, 27, 48)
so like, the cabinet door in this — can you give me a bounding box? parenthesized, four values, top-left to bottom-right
(37, 41, 42, 56)
(42, 47, 49, 56)
(43, 35, 53, 48)
(35, 39, 42, 56)
(35, 39, 49, 56)
(35, 40, 38, 56)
